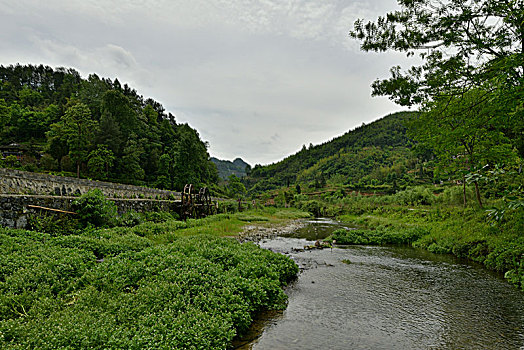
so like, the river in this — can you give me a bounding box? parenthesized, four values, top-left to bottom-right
(234, 218, 524, 350)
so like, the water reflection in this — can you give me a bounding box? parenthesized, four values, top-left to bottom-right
(235, 219, 524, 350)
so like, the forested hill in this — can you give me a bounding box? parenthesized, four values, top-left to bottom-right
(0, 64, 218, 190)
(247, 111, 420, 192)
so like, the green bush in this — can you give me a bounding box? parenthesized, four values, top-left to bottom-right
(72, 190, 117, 227)
(26, 213, 79, 236)
(392, 186, 435, 206)
(332, 226, 429, 246)
(143, 211, 178, 223)
(298, 200, 323, 217)
(218, 201, 239, 214)
(438, 185, 476, 206)
(117, 210, 144, 227)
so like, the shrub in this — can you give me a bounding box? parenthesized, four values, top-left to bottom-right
(438, 185, 476, 206)
(26, 213, 79, 236)
(72, 190, 117, 227)
(332, 227, 429, 246)
(143, 211, 178, 223)
(0, 230, 299, 348)
(392, 186, 435, 206)
(298, 200, 322, 217)
(117, 210, 144, 227)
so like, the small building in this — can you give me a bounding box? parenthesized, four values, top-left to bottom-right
(0, 143, 28, 161)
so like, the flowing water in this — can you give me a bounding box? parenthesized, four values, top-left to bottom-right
(235, 219, 524, 350)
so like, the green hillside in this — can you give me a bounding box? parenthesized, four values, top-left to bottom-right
(0, 64, 218, 190)
(247, 111, 421, 193)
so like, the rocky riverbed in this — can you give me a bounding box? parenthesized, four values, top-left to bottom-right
(237, 220, 307, 243)
(237, 219, 335, 271)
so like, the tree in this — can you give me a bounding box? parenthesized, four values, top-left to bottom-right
(101, 89, 137, 139)
(0, 64, 220, 189)
(46, 122, 69, 169)
(119, 135, 145, 182)
(410, 88, 518, 206)
(350, 0, 523, 150)
(62, 102, 97, 177)
(88, 145, 115, 178)
(0, 99, 9, 136)
(351, 0, 524, 204)
(227, 174, 246, 199)
(143, 104, 158, 126)
(156, 153, 173, 189)
(96, 110, 123, 155)
(171, 124, 217, 190)
(351, 1, 523, 99)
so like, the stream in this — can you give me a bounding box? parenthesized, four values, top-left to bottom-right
(234, 218, 524, 350)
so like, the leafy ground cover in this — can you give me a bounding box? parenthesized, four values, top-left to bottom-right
(0, 209, 305, 349)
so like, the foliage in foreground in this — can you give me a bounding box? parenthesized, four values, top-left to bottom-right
(0, 221, 298, 349)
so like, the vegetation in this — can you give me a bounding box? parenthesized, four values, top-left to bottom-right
(2, 2, 524, 347)
(232, 2, 524, 294)
(0, 209, 304, 349)
(349, 0, 523, 206)
(72, 190, 118, 228)
(245, 111, 418, 193)
(293, 185, 522, 290)
(0, 64, 218, 189)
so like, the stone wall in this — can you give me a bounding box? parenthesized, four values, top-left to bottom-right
(0, 194, 180, 229)
(0, 168, 181, 199)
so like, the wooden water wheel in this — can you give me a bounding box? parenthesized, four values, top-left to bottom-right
(181, 184, 194, 219)
(196, 187, 212, 217)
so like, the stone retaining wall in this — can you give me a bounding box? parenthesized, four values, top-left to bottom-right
(0, 168, 181, 199)
(0, 194, 180, 229)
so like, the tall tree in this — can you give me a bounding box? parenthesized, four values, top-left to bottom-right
(350, 0, 523, 102)
(88, 145, 115, 179)
(351, 0, 524, 204)
(350, 1, 523, 146)
(62, 102, 97, 177)
(410, 88, 518, 206)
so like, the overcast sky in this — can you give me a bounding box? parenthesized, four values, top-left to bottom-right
(0, 0, 413, 165)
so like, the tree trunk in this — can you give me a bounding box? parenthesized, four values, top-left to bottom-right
(77, 162, 80, 179)
(474, 181, 483, 208)
(463, 178, 467, 207)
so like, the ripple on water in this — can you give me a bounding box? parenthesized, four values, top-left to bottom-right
(238, 221, 524, 350)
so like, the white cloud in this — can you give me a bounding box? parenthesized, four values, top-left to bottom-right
(0, 0, 410, 165)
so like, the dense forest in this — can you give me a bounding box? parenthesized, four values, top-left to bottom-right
(0, 64, 218, 190)
(246, 111, 421, 193)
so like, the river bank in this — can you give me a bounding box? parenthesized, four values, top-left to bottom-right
(329, 204, 524, 290)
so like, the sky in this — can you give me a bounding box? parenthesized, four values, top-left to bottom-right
(0, 0, 414, 165)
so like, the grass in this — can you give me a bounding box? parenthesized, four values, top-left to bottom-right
(332, 203, 523, 290)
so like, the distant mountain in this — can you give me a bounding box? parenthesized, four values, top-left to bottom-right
(211, 157, 250, 180)
(246, 111, 424, 193)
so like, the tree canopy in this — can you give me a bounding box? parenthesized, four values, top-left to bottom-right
(0, 64, 218, 190)
(351, 0, 524, 206)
